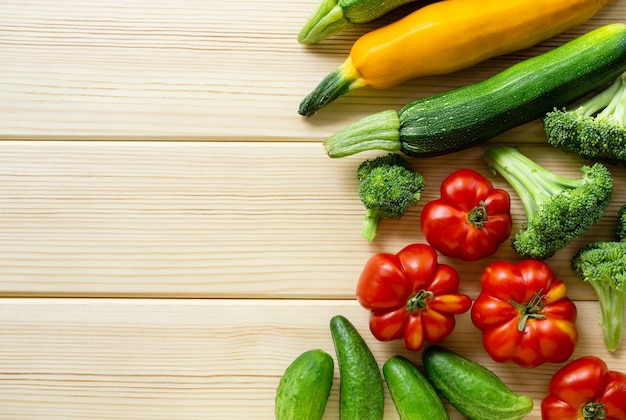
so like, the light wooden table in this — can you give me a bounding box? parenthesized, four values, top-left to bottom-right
(2, 1, 626, 418)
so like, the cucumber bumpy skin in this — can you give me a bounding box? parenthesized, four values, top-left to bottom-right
(275, 349, 334, 420)
(383, 356, 449, 420)
(330, 315, 385, 420)
(422, 345, 533, 420)
(323, 23, 626, 158)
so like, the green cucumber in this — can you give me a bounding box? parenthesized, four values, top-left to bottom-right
(383, 356, 449, 420)
(275, 349, 334, 420)
(298, 0, 420, 44)
(422, 345, 533, 420)
(323, 23, 626, 158)
(330, 315, 384, 419)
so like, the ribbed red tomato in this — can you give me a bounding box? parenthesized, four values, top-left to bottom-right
(471, 259, 578, 368)
(542, 356, 626, 420)
(356, 243, 472, 351)
(420, 168, 512, 261)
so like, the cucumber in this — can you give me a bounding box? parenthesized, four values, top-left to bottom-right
(422, 345, 533, 420)
(383, 356, 449, 420)
(330, 315, 384, 419)
(275, 349, 334, 420)
(323, 23, 626, 158)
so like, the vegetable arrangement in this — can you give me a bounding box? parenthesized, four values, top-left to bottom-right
(276, 314, 538, 420)
(279, 2, 626, 419)
(321, 23, 626, 158)
(277, 314, 626, 418)
(298, 0, 614, 116)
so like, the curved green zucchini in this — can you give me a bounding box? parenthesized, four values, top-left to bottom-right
(323, 23, 626, 158)
(298, 0, 421, 44)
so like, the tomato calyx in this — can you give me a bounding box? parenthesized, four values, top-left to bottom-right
(466, 200, 488, 228)
(583, 402, 607, 420)
(509, 289, 547, 332)
(406, 290, 434, 313)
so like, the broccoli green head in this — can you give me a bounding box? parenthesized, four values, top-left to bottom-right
(544, 110, 626, 165)
(357, 153, 425, 241)
(544, 71, 626, 165)
(484, 146, 613, 260)
(572, 205, 626, 351)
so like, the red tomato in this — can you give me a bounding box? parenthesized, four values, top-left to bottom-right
(470, 259, 578, 368)
(356, 243, 472, 351)
(542, 356, 626, 420)
(420, 168, 512, 261)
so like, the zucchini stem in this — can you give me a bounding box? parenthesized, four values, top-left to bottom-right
(323, 110, 402, 157)
(297, 0, 351, 44)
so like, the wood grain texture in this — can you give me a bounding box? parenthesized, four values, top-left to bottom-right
(2, 0, 626, 419)
(1, 298, 625, 420)
(0, 0, 623, 140)
(1, 140, 625, 298)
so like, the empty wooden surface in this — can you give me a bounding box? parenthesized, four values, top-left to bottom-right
(2, 1, 626, 419)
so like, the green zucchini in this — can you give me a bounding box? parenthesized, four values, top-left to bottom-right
(422, 345, 533, 420)
(298, 0, 421, 44)
(383, 356, 449, 420)
(330, 315, 384, 419)
(275, 349, 334, 420)
(323, 23, 626, 158)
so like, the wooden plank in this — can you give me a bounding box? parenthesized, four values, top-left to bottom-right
(1, 141, 624, 298)
(0, 0, 623, 140)
(0, 298, 623, 419)
(3, 2, 626, 418)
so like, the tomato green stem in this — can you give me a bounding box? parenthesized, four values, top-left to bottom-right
(467, 200, 488, 228)
(509, 290, 547, 331)
(406, 290, 434, 313)
(583, 401, 607, 419)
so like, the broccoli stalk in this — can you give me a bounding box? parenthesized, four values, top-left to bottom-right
(483, 146, 613, 260)
(572, 204, 626, 352)
(543, 71, 626, 165)
(357, 153, 425, 241)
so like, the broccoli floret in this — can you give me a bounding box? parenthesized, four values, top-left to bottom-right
(483, 146, 613, 260)
(572, 204, 626, 352)
(544, 71, 626, 165)
(357, 153, 425, 241)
